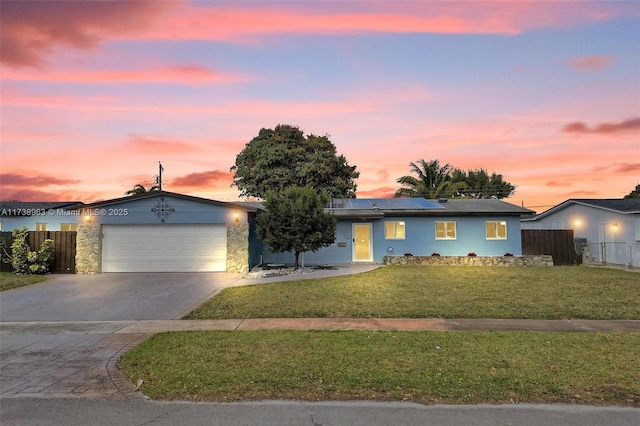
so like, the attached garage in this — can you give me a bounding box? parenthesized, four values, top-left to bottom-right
(102, 224, 227, 272)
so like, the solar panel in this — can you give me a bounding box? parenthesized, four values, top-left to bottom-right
(331, 198, 444, 210)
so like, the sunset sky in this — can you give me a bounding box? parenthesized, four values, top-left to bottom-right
(1, 0, 638, 213)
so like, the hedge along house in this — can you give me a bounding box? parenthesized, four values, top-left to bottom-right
(64, 191, 257, 274)
(258, 198, 535, 265)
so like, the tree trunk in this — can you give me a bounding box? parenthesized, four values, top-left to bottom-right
(294, 251, 300, 270)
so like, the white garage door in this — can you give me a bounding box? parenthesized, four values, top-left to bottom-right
(102, 224, 227, 272)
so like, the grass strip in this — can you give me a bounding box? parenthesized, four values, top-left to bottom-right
(0, 272, 48, 292)
(186, 266, 640, 320)
(120, 330, 639, 405)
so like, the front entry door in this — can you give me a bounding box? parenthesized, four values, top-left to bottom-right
(353, 223, 373, 262)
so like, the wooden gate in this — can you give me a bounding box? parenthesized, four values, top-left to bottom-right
(521, 229, 582, 266)
(0, 231, 77, 273)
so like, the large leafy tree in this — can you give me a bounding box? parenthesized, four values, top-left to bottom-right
(257, 186, 336, 269)
(231, 124, 359, 199)
(624, 184, 640, 199)
(394, 159, 466, 199)
(451, 168, 516, 199)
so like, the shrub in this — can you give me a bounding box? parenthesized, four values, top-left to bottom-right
(10, 227, 55, 274)
(467, 252, 477, 257)
(504, 252, 514, 257)
(431, 252, 441, 257)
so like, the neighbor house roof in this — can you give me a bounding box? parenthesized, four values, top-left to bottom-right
(0, 201, 84, 216)
(523, 198, 640, 221)
(65, 191, 258, 212)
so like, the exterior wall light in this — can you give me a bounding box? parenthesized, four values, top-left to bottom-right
(233, 212, 240, 223)
(612, 222, 618, 230)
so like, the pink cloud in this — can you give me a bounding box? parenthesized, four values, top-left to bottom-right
(3, 1, 631, 68)
(0, 0, 176, 67)
(0, 173, 81, 187)
(2, 65, 244, 85)
(568, 55, 614, 71)
(545, 181, 571, 187)
(562, 117, 640, 134)
(170, 170, 234, 189)
(356, 186, 397, 198)
(593, 163, 640, 174)
(124, 135, 201, 154)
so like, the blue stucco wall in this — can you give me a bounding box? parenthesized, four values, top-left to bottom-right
(1, 196, 248, 231)
(260, 215, 524, 265)
(83, 196, 245, 225)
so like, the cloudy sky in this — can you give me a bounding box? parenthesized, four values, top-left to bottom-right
(1, 0, 638, 213)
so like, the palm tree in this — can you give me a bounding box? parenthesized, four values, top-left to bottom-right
(125, 184, 159, 196)
(394, 159, 466, 199)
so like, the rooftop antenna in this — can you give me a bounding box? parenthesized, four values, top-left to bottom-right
(157, 161, 164, 190)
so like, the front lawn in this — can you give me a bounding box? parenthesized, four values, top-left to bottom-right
(120, 330, 640, 405)
(186, 266, 640, 320)
(0, 272, 48, 292)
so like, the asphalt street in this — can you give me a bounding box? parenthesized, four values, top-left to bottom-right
(2, 399, 639, 426)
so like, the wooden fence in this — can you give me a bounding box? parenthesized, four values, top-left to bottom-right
(521, 229, 582, 266)
(0, 231, 77, 274)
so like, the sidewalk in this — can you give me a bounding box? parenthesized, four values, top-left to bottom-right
(2, 318, 639, 334)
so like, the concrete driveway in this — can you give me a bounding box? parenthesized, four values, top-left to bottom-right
(0, 273, 242, 321)
(1, 272, 242, 399)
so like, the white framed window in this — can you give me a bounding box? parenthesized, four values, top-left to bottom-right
(35, 223, 47, 231)
(385, 221, 405, 239)
(486, 221, 507, 239)
(435, 221, 456, 240)
(635, 218, 640, 241)
(61, 223, 78, 231)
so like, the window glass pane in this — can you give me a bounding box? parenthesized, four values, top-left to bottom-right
(396, 222, 405, 239)
(486, 222, 496, 238)
(498, 221, 507, 239)
(385, 222, 395, 239)
(446, 222, 456, 239)
(436, 222, 446, 239)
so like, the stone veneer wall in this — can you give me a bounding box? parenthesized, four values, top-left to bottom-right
(75, 224, 102, 274)
(227, 223, 249, 274)
(384, 255, 554, 267)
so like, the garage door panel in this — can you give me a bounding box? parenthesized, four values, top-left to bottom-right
(102, 225, 227, 272)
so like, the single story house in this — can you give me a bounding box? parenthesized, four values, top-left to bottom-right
(521, 199, 640, 267)
(259, 197, 534, 265)
(2, 191, 534, 273)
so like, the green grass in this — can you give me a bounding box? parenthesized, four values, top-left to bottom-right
(0, 272, 48, 291)
(120, 330, 640, 405)
(186, 266, 640, 320)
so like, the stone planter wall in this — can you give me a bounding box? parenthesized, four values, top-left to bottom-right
(383, 255, 554, 267)
(227, 223, 249, 274)
(75, 224, 102, 274)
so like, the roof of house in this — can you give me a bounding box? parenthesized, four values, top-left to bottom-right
(523, 198, 640, 221)
(64, 191, 258, 212)
(0, 201, 84, 216)
(241, 198, 534, 218)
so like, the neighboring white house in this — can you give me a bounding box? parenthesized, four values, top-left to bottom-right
(521, 199, 640, 267)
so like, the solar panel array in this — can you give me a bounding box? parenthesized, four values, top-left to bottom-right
(329, 198, 444, 210)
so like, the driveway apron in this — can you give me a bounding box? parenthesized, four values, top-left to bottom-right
(0, 273, 242, 321)
(0, 273, 241, 399)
